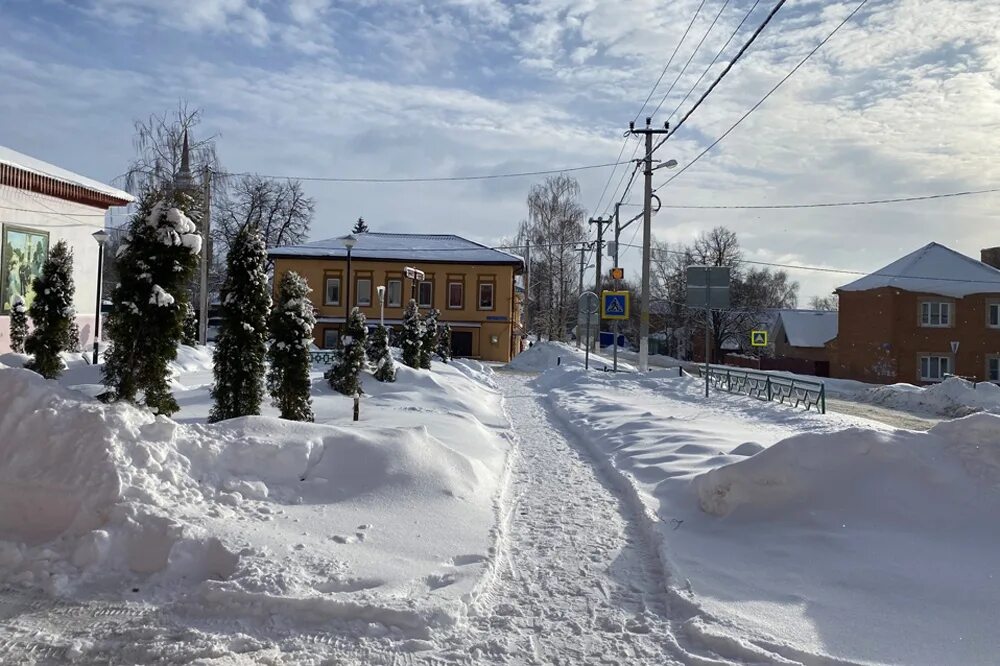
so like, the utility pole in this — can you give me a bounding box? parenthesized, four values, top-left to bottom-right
(198, 164, 212, 345)
(589, 216, 611, 350)
(575, 243, 590, 349)
(629, 117, 670, 373)
(523, 239, 531, 347)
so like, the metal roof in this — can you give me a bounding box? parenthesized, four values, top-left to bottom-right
(268, 232, 524, 267)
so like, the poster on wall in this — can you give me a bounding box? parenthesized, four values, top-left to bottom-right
(1, 225, 50, 314)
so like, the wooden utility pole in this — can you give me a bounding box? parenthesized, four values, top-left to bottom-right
(589, 216, 611, 349)
(523, 239, 531, 344)
(198, 165, 212, 345)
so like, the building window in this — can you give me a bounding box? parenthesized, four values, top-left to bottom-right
(989, 357, 1000, 382)
(325, 277, 341, 306)
(920, 301, 951, 327)
(418, 281, 433, 308)
(387, 279, 402, 307)
(988, 302, 1000, 328)
(479, 282, 495, 310)
(323, 329, 339, 349)
(356, 278, 372, 306)
(448, 282, 464, 309)
(919, 355, 950, 382)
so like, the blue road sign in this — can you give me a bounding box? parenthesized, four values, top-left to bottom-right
(601, 291, 629, 320)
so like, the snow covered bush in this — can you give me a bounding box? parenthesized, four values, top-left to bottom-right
(437, 322, 452, 363)
(25, 240, 76, 379)
(210, 226, 271, 422)
(267, 270, 316, 421)
(370, 323, 396, 383)
(401, 299, 423, 369)
(420, 308, 439, 369)
(9, 295, 27, 354)
(326, 307, 367, 395)
(102, 188, 202, 415)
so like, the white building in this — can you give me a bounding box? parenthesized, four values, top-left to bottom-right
(0, 145, 133, 353)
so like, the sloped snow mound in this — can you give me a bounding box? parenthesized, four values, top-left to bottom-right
(505, 341, 631, 372)
(170, 344, 215, 373)
(863, 376, 1000, 417)
(694, 412, 1000, 523)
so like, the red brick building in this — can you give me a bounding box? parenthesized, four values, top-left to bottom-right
(829, 243, 1000, 385)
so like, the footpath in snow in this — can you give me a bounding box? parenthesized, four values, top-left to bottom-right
(520, 340, 1000, 666)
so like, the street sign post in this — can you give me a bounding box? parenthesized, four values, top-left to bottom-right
(751, 330, 768, 347)
(686, 266, 731, 397)
(601, 291, 629, 320)
(578, 291, 600, 370)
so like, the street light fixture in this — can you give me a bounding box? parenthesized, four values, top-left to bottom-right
(91, 229, 110, 365)
(340, 234, 358, 327)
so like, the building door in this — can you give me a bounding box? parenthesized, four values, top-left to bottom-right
(451, 331, 473, 357)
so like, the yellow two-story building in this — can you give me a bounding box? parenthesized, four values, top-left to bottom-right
(268, 232, 525, 362)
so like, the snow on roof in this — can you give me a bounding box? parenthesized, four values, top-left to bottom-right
(837, 242, 1000, 298)
(0, 144, 133, 204)
(268, 232, 525, 266)
(774, 309, 838, 348)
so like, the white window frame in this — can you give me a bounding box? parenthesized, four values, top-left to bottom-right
(387, 279, 402, 307)
(418, 281, 433, 308)
(919, 355, 950, 382)
(356, 278, 372, 307)
(478, 282, 495, 310)
(448, 282, 464, 309)
(325, 277, 341, 306)
(919, 301, 951, 328)
(988, 302, 1000, 328)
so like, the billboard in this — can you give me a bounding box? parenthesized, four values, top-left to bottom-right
(1, 225, 50, 314)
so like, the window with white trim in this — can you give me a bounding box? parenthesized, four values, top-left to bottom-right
(988, 357, 1000, 382)
(325, 277, 340, 306)
(919, 355, 950, 382)
(418, 281, 433, 308)
(448, 282, 464, 309)
(478, 282, 495, 310)
(920, 301, 951, 327)
(988, 303, 1000, 328)
(387, 279, 402, 307)
(356, 278, 372, 306)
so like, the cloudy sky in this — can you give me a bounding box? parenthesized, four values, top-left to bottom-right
(1, 0, 998, 301)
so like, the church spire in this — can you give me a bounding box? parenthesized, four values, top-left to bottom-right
(174, 129, 194, 191)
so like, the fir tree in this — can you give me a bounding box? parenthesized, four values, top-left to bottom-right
(181, 302, 198, 346)
(436, 322, 452, 363)
(370, 323, 396, 382)
(325, 307, 367, 395)
(267, 270, 316, 421)
(352, 217, 369, 234)
(401, 299, 423, 369)
(65, 320, 82, 353)
(419, 308, 439, 369)
(102, 188, 202, 415)
(209, 226, 271, 422)
(9, 295, 28, 354)
(25, 240, 76, 379)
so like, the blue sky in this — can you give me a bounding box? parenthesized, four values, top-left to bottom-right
(1, 0, 998, 301)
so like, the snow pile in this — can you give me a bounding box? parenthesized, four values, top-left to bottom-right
(537, 367, 1000, 665)
(505, 341, 633, 372)
(864, 376, 1000, 416)
(0, 356, 510, 635)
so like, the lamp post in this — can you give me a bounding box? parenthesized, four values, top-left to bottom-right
(376, 285, 386, 327)
(340, 234, 357, 324)
(91, 229, 110, 365)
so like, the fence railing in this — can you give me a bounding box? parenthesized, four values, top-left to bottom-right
(309, 351, 339, 366)
(696, 366, 826, 414)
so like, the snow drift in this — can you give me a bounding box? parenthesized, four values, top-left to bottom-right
(505, 341, 632, 372)
(862, 375, 1000, 417)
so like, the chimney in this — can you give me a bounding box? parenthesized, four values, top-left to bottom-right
(982, 247, 1000, 270)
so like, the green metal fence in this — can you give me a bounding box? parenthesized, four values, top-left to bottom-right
(698, 366, 826, 414)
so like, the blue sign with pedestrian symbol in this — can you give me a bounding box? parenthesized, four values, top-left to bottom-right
(601, 291, 629, 320)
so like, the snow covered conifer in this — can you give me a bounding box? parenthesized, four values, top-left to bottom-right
(419, 308, 439, 369)
(9, 295, 28, 354)
(352, 217, 369, 234)
(325, 307, 367, 395)
(370, 323, 395, 383)
(267, 270, 316, 421)
(181, 302, 198, 346)
(25, 240, 76, 379)
(209, 226, 271, 422)
(400, 299, 423, 369)
(102, 188, 202, 415)
(436, 322, 452, 363)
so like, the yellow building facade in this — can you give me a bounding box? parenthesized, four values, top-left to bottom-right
(269, 232, 524, 363)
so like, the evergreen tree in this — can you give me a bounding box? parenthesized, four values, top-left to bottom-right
(352, 217, 369, 234)
(436, 322, 452, 363)
(419, 308, 439, 369)
(267, 270, 316, 421)
(401, 299, 423, 369)
(325, 307, 367, 395)
(25, 241, 76, 379)
(102, 188, 202, 415)
(65, 320, 82, 353)
(181, 302, 198, 346)
(370, 323, 396, 382)
(9, 295, 28, 354)
(209, 226, 271, 422)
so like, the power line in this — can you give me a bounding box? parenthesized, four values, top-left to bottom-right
(654, 187, 1000, 209)
(657, 0, 869, 191)
(591, 137, 637, 215)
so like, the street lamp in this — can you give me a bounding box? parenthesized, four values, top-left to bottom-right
(376, 285, 386, 327)
(340, 234, 357, 325)
(91, 229, 110, 365)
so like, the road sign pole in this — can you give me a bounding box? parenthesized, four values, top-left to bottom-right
(612, 275, 619, 373)
(585, 308, 592, 370)
(704, 269, 710, 398)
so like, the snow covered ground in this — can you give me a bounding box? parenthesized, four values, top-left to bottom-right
(505, 340, 635, 373)
(537, 365, 1000, 665)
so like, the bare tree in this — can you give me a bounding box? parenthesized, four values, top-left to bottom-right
(214, 175, 314, 252)
(516, 175, 586, 341)
(809, 294, 839, 310)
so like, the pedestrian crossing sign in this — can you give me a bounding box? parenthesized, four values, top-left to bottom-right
(601, 291, 629, 320)
(751, 330, 768, 347)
